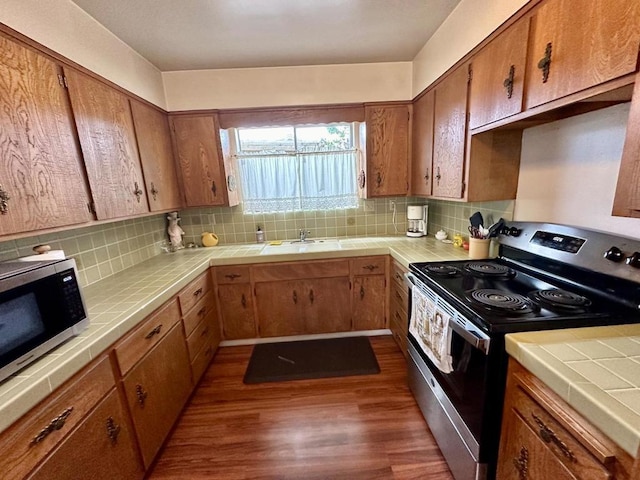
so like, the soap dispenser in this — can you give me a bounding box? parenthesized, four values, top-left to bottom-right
(256, 226, 265, 243)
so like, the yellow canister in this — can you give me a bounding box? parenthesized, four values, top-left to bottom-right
(201, 232, 219, 247)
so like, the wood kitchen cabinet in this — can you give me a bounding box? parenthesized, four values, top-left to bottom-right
(130, 99, 182, 212)
(0, 35, 93, 235)
(254, 260, 351, 337)
(362, 103, 410, 197)
(214, 265, 256, 340)
(468, 17, 530, 129)
(411, 89, 434, 197)
(351, 256, 387, 331)
(389, 260, 408, 357)
(64, 68, 149, 220)
(432, 63, 469, 199)
(171, 114, 238, 207)
(497, 359, 635, 480)
(117, 300, 192, 469)
(524, 0, 640, 110)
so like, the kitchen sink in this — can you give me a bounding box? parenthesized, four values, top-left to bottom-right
(260, 239, 341, 255)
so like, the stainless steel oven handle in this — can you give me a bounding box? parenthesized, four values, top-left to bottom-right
(404, 272, 418, 289)
(448, 319, 490, 355)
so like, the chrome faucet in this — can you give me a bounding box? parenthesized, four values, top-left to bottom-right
(299, 229, 311, 242)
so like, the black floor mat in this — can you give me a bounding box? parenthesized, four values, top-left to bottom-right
(243, 336, 380, 384)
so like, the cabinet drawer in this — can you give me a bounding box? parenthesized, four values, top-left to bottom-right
(0, 356, 115, 480)
(115, 298, 181, 376)
(511, 383, 611, 480)
(391, 261, 408, 289)
(191, 341, 216, 384)
(253, 259, 349, 282)
(182, 290, 215, 337)
(178, 271, 212, 314)
(214, 265, 251, 284)
(390, 278, 409, 308)
(390, 297, 408, 328)
(27, 388, 143, 480)
(186, 310, 218, 363)
(350, 256, 387, 276)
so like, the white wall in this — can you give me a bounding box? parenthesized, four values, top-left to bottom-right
(162, 62, 412, 111)
(515, 104, 640, 239)
(412, 0, 528, 97)
(0, 0, 166, 108)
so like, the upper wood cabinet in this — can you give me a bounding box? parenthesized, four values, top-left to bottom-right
(469, 18, 530, 130)
(432, 64, 469, 199)
(0, 36, 93, 235)
(411, 90, 434, 197)
(363, 103, 410, 197)
(171, 114, 238, 207)
(130, 100, 182, 212)
(65, 68, 149, 220)
(525, 0, 640, 110)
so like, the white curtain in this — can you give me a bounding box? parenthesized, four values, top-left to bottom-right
(238, 150, 358, 213)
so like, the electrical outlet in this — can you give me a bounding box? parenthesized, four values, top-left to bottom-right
(364, 200, 375, 212)
(389, 200, 396, 211)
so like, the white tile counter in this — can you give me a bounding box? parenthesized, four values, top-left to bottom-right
(506, 324, 640, 457)
(0, 236, 468, 433)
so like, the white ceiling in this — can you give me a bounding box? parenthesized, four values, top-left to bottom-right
(70, 0, 461, 71)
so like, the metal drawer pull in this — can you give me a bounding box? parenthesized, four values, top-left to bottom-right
(241, 293, 247, 308)
(106, 417, 121, 444)
(224, 273, 241, 280)
(537, 42, 552, 83)
(395, 291, 403, 300)
(363, 264, 379, 271)
(144, 324, 162, 339)
(150, 182, 159, 201)
(531, 413, 576, 462)
(376, 171, 382, 187)
(30, 407, 74, 446)
(292, 290, 298, 304)
(503, 64, 515, 98)
(193, 287, 203, 297)
(133, 182, 143, 202)
(198, 306, 207, 317)
(513, 446, 528, 480)
(309, 289, 314, 304)
(360, 285, 365, 300)
(201, 327, 209, 337)
(211, 180, 217, 196)
(135, 384, 148, 407)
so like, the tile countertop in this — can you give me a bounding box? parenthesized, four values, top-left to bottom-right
(0, 236, 469, 434)
(506, 325, 640, 458)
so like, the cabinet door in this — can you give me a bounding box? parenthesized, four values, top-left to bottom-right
(130, 100, 182, 212)
(304, 277, 351, 334)
(0, 36, 93, 234)
(433, 64, 469, 199)
(411, 90, 434, 196)
(27, 389, 143, 480)
(171, 115, 227, 207)
(469, 18, 529, 129)
(217, 283, 256, 339)
(525, 0, 640, 110)
(365, 104, 409, 197)
(352, 276, 386, 331)
(255, 280, 305, 337)
(123, 322, 192, 468)
(65, 68, 149, 219)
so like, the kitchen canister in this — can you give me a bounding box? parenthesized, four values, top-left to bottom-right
(468, 237, 491, 259)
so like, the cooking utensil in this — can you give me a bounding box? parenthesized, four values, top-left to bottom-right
(488, 218, 505, 237)
(469, 211, 484, 229)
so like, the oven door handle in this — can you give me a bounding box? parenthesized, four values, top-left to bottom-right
(404, 272, 418, 289)
(448, 319, 490, 355)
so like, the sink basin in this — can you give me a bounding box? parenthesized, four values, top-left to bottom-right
(260, 239, 341, 255)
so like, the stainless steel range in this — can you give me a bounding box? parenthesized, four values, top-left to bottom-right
(405, 222, 640, 480)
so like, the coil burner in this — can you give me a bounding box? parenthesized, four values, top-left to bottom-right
(469, 289, 536, 315)
(529, 288, 592, 313)
(464, 262, 515, 279)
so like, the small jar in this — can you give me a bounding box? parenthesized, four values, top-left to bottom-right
(256, 226, 265, 244)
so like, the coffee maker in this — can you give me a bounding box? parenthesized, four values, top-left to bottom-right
(406, 205, 428, 237)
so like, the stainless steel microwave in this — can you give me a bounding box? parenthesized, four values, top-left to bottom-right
(0, 258, 89, 383)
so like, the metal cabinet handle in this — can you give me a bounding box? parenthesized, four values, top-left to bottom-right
(537, 42, 552, 83)
(150, 182, 159, 201)
(360, 285, 365, 300)
(193, 287, 203, 297)
(292, 290, 298, 304)
(201, 326, 210, 337)
(309, 289, 314, 304)
(198, 306, 207, 317)
(363, 264, 379, 272)
(224, 273, 241, 280)
(106, 417, 121, 445)
(424, 169, 429, 183)
(531, 413, 576, 461)
(376, 172, 382, 187)
(211, 180, 217, 197)
(144, 324, 162, 339)
(135, 384, 148, 407)
(241, 293, 247, 308)
(512, 446, 528, 480)
(435, 167, 442, 185)
(395, 291, 403, 301)
(357, 170, 366, 189)
(30, 407, 74, 446)
(0, 185, 10, 214)
(503, 64, 515, 98)
(133, 182, 143, 202)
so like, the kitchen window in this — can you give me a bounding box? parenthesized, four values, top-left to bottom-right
(233, 124, 359, 214)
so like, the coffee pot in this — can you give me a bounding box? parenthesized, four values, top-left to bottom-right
(406, 205, 428, 237)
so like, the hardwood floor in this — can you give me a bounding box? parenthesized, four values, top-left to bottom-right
(148, 336, 453, 480)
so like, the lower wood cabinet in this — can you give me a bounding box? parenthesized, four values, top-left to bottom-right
(352, 275, 386, 330)
(218, 283, 257, 339)
(498, 359, 635, 480)
(122, 321, 192, 469)
(27, 389, 143, 480)
(389, 260, 409, 357)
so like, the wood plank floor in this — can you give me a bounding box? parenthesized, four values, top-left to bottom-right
(148, 336, 453, 480)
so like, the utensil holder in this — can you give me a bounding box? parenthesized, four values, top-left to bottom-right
(469, 238, 491, 259)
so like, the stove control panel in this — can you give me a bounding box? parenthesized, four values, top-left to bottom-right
(529, 230, 586, 253)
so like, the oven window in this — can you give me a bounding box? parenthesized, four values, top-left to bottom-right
(0, 292, 45, 356)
